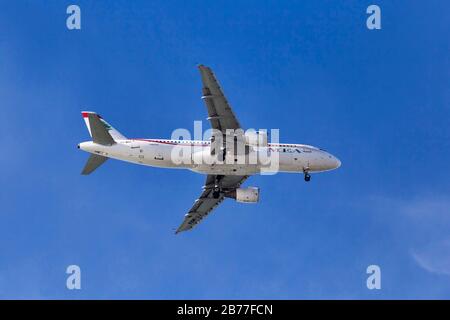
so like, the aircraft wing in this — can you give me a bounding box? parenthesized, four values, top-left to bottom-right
(175, 175, 248, 234)
(198, 65, 242, 133)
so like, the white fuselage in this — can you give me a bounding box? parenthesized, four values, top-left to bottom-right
(78, 139, 341, 175)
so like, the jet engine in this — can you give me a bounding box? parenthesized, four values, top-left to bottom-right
(244, 131, 268, 147)
(225, 187, 260, 203)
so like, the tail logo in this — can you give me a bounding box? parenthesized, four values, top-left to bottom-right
(99, 119, 112, 131)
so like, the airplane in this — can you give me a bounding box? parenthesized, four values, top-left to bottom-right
(78, 65, 341, 234)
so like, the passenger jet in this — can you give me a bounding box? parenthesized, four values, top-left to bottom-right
(78, 65, 341, 233)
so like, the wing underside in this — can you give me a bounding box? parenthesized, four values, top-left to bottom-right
(198, 65, 241, 133)
(175, 175, 248, 234)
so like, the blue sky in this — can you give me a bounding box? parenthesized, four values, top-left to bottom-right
(0, 0, 449, 299)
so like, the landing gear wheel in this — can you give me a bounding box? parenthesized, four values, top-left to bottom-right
(213, 187, 220, 199)
(304, 173, 311, 182)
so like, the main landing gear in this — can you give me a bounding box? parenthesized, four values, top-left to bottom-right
(213, 176, 222, 199)
(213, 186, 221, 199)
(303, 169, 311, 182)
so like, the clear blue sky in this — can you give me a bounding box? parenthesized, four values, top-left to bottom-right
(0, 0, 449, 299)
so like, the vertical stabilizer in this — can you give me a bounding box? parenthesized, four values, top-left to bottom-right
(81, 111, 126, 144)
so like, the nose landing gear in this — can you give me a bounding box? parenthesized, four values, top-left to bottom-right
(303, 169, 311, 182)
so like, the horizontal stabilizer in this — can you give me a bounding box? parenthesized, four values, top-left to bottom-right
(81, 154, 108, 175)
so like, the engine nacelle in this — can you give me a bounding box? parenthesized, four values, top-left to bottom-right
(226, 187, 260, 203)
(245, 131, 268, 147)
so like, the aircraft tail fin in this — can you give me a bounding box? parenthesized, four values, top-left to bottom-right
(81, 154, 108, 175)
(81, 111, 126, 145)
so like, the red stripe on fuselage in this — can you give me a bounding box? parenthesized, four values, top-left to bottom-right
(132, 139, 209, 146)
(131, 139, 307, 148)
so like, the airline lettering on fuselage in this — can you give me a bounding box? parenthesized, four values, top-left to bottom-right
(268, 147, 305, 153)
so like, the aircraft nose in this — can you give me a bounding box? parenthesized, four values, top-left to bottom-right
(323, 153, 341, 170)
(325, 153, 341, 170)
(334, 157, 342, 169)
(333, 156, 341, 169)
